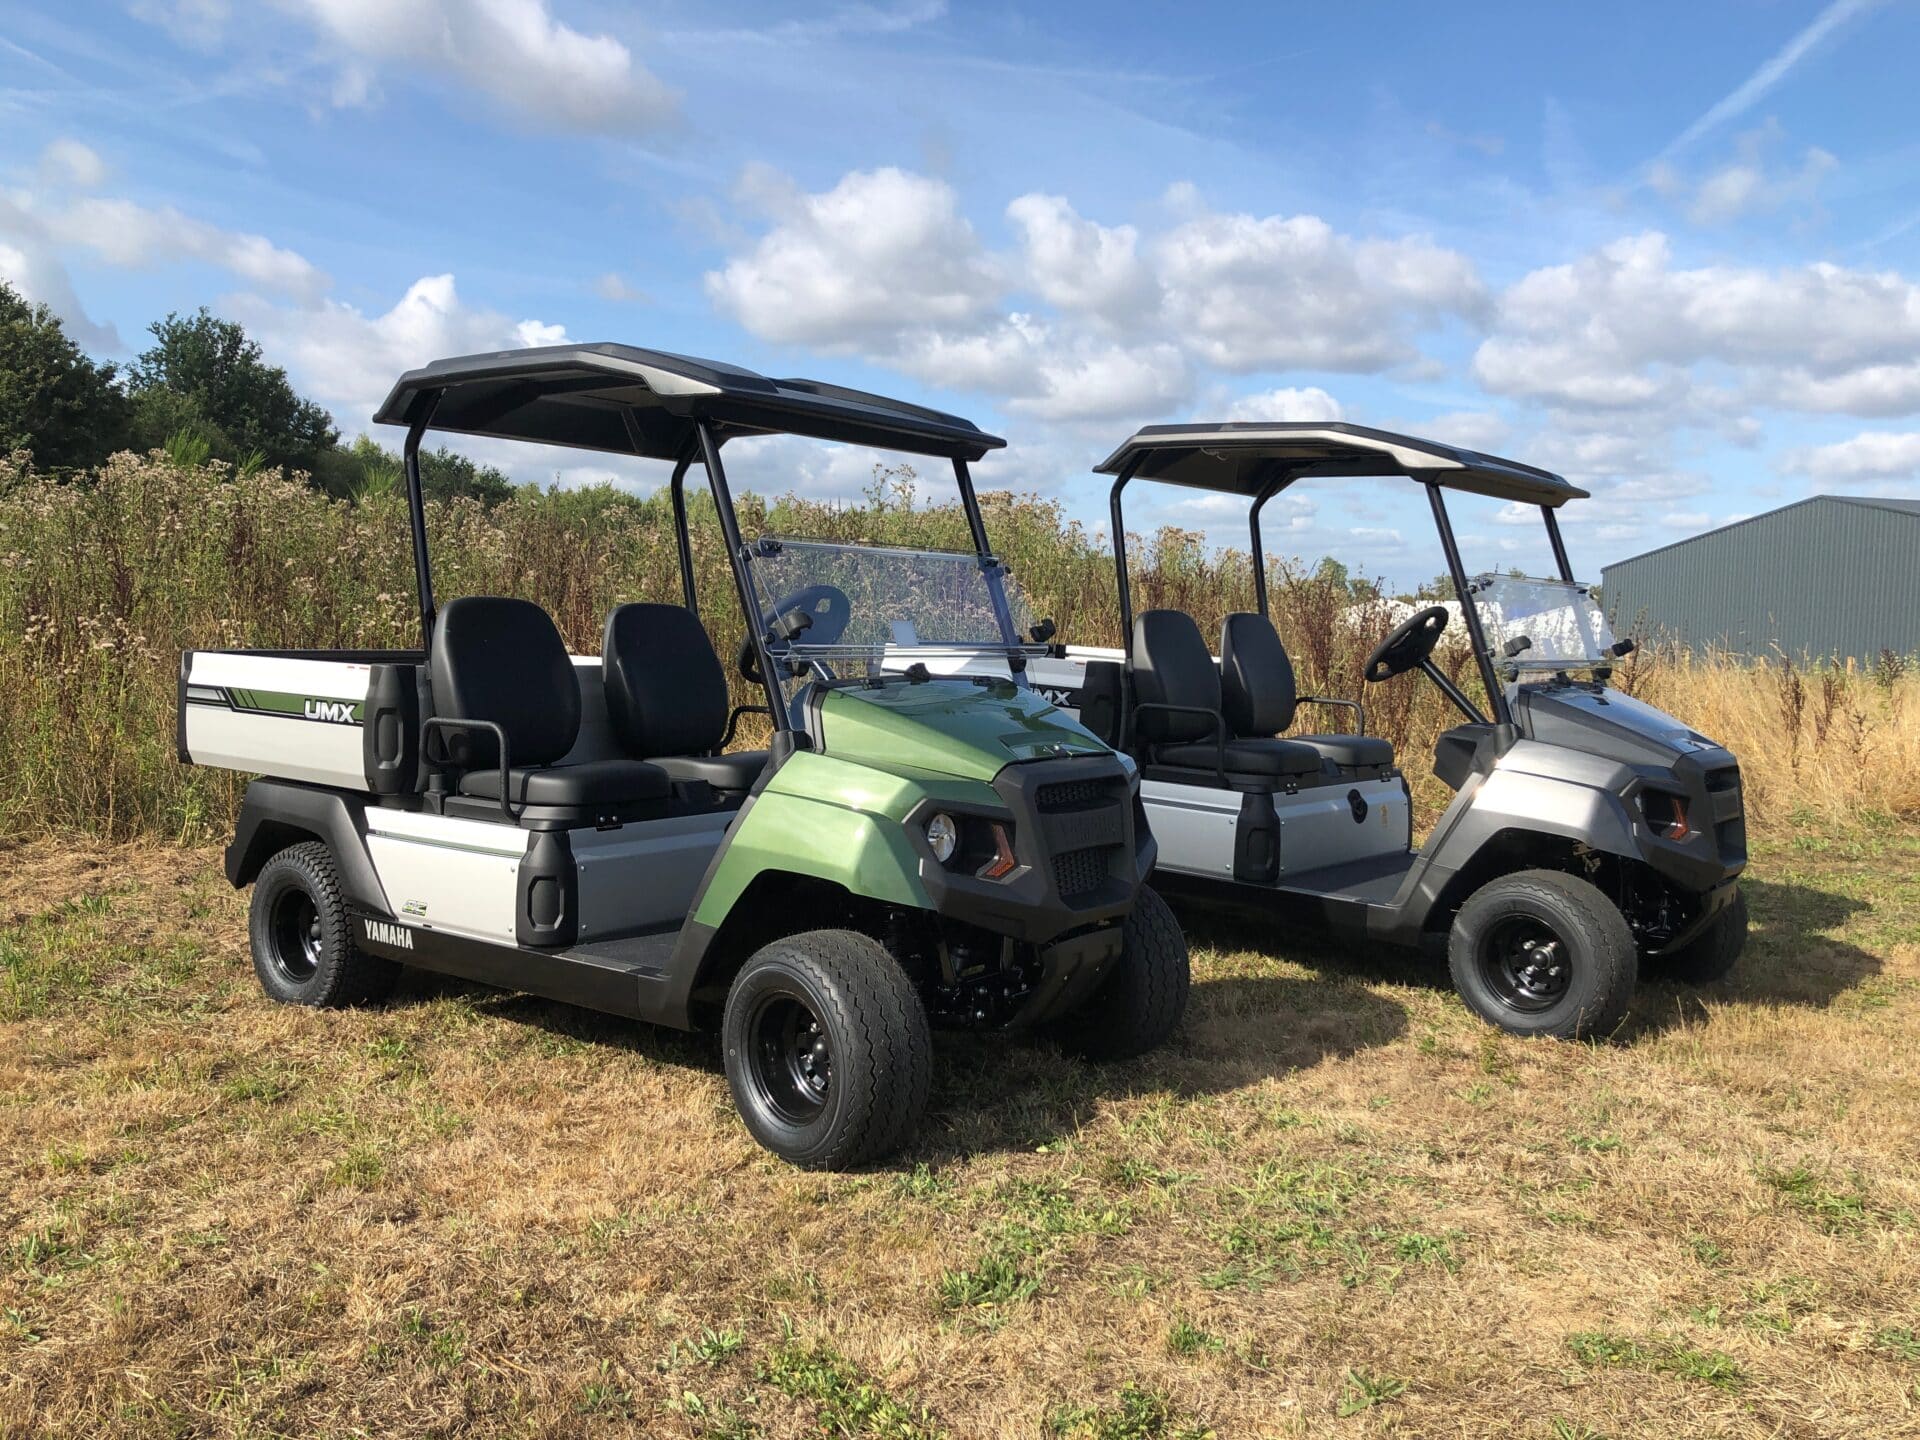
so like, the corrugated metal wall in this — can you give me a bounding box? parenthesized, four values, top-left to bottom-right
(1601, 498, 1920, 661)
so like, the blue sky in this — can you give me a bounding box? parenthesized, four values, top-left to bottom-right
(5, 0, 1920, 590)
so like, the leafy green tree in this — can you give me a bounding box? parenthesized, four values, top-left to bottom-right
(321, 434, 518, 505)
(128, 309, 337, 471)
(0, 281, 131, 471)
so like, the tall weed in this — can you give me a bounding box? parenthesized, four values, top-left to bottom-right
(2, 451, 1915, 840)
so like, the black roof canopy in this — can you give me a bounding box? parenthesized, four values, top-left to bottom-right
(1095, 421, 1587, 506)
(373, 343, 1005, 462)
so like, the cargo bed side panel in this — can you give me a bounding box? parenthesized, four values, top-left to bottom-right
(181, 652, 376, 790)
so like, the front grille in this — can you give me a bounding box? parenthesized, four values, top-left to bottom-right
(1704, 765, 1745, 865)
(1036, 778, 1122, 812)
(1054, 845, 1117, 898)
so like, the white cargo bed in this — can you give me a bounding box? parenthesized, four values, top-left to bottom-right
(181, 651, 387, 790)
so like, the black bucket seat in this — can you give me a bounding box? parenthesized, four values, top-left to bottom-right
(1131, 609, 1322, 783)
(429, 596, 669, 816)
(603, 603, 767, 793)
(1219, 612, 1394, 771)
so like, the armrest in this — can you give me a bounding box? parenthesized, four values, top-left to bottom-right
(1133, 701, 1229, 786)
(719, 704, 771, 750)
(422, 716, 514, 822)
(1296, 695, 1365, 735)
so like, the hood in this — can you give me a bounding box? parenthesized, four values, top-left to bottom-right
(1517, 684, 1734, 771)
(816, 677, 1110, 782)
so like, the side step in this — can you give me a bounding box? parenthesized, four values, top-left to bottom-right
(350, 912, 680, 1021)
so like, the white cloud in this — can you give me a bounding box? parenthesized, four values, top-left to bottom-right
(0, 233, 120, 352)
(1006, 193, 1155, 323)
(1154, 210, 1483, 371)
(706, 167, 1000, 350)
(1472, 231, 1920, 417)
(1780, 430, 1920, 482)
(1768, 361, 1920, 417)
(1419, 410, 1510, 451)
(707, 166, 1485, 429)
(38, 139, 107, 189)
(150, 0, 678, 133)
(41, 196, 327, 303)
(1225, 386, 1344, 422)
(1649, 123, 1836, 226)
(230, 273, 568, 432)
(1006, 338, 1189, 423)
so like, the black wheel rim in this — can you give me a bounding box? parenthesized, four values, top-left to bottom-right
(746, 992, 831, 1125)
(1478, 915, 1572, 1012)
(268, 888, 323, 984)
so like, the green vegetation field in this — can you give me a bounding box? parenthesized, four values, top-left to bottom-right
(4, 454, 1919, 1436)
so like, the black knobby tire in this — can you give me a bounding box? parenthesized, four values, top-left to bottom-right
(248, 842, 399, 1008)
(1448, 869, 1636, 1039)
(1055, 885, 1191, 1061)
(1656, 886, 1748, 985)
(721, 929, 931, 1169)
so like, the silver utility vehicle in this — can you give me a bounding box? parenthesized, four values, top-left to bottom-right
(947, 423, 1748, 1038)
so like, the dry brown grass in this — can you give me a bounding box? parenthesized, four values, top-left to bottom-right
(7, 453, 1919, 843)
(4, 815, 1917, 1439)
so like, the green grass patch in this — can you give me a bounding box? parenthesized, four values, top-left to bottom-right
(1567, 1331, 1744, 1389)
(1045, 1383, 1207, 1439)
(764, 1339, 943, 1438)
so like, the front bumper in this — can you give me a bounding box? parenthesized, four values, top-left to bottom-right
(909, 754, 1151, 945)
(1631, 751, 1747, 893)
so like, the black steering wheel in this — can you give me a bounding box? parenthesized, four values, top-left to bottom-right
(736, 584, 853, 683)
(1364, 605, 1450, 683)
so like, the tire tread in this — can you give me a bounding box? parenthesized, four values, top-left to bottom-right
(1448, 868, 1636, 1039)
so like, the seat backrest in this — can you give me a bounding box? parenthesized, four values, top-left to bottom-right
(1220, 612, 1298, 737)
(430, 596, 580, 767)
(602, 603, 728, 758)
(1131, 609, 1220, 742)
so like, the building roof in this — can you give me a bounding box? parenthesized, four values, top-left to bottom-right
(372, 343, 1005, 462)
(1092, 421, 1588, 506)
(1602, 494, 1920, 573)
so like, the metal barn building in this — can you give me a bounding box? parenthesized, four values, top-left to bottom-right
(1601, 495, 1920, 662)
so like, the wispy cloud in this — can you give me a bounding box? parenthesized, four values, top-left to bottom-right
(1659, 0, 1884, 160)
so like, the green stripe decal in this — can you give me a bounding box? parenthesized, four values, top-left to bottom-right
(199, 687, 364, 724)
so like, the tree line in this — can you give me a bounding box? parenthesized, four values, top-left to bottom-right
(0, 280, 516, 503)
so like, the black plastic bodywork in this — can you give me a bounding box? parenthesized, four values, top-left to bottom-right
(1515, 682, 1747, 890)
(908, 755, 1148, 946)
(226, 780, 391, 915)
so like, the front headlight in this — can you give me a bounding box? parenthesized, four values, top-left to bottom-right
(926, 811, 959, 863)
(1640, 788, 1693, 841)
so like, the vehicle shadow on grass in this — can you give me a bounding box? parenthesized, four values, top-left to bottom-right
(919, 971, 1408, 1164)
(387, 968, 727, 1072)
(1166, 876, 1885, 1043)
(1625, 876, 1881, 1035)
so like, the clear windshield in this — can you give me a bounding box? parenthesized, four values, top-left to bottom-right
(1469, 574, 1617, 671)
(744, 537, 1038, 675)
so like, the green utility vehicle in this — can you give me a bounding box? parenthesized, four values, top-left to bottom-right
(179, 344, 1187, 1167)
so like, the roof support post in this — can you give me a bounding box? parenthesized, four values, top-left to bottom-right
(950, 457, 1028, 678)
(1247, 468, 1299, 619)
(1542, 505, 1575, 583)
(695, 421, 789, 732)
(1427, 482, 1512, 727)
(668, 456, 698, 612)
(1109, 458, 1141, 662)
(403, 391, 442, 650)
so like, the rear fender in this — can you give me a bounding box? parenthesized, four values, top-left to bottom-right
(225, 780, 391, 915)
